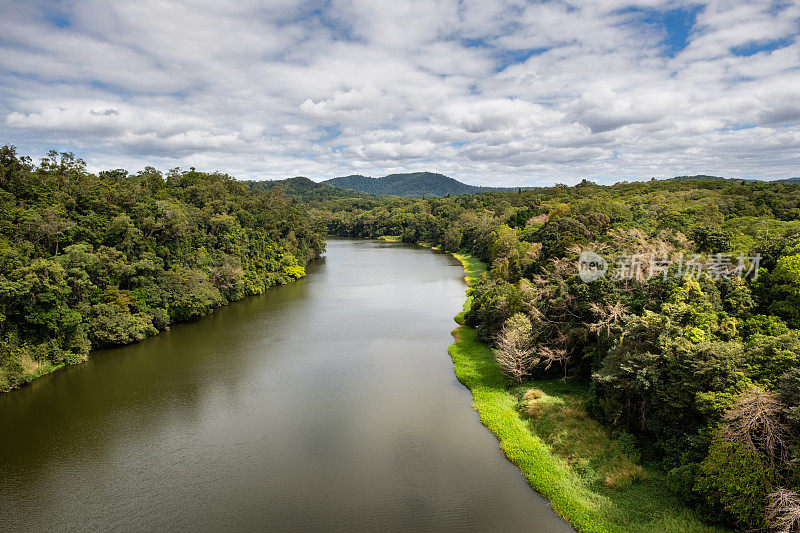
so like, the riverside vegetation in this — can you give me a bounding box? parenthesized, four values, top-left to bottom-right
(0, 146, 324, 391)
(4, 145, 800, 531)
(297, 176, 800, 532)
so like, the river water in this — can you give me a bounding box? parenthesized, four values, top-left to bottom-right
(1, 239, 570, 532)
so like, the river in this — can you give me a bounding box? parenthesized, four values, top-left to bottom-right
(1, 239, 570, 532)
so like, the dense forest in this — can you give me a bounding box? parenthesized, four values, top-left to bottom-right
(0, 146, 324, 391)
(252, 172, 502, 199)
(246, 176, 376, 202)
(322, 172, 499, 197)
(302, 177, 800, 531)
(5, 145, 800, 529)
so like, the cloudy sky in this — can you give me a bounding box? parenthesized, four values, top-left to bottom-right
(1, 0, 799, 185)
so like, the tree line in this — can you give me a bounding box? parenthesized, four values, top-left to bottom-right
(5, 145, 800, 529)
(0, 146, 325, 391)
(307, 177, 800, 531)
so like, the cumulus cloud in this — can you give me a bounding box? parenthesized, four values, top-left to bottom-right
(0, 0, 798, 184)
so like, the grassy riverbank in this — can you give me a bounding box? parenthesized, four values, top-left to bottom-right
(445, 251, 726, 533)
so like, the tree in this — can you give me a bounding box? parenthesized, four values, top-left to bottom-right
(721, 388, 791, 470)
(770, 254, 800, 327)
(691, 226, 733, 253)
(767, 489, 800, 533)
(495, 313, 535, 382)
(89, 303, 157, 347)
(464, 277, 524, 341)
(745, 332, 800, 389)
(697, 434, 775, 530)
(698, 388, 793, 529)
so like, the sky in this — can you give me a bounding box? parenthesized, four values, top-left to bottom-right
(0, 0, 799, 186)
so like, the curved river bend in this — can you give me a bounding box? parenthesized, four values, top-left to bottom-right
(1, 239, 570, 532)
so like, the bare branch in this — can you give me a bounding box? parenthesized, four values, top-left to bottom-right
(767, 489, 800, 533)
(723, 387, 791, 469)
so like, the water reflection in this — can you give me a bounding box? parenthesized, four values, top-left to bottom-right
(1, 239, 571, 532)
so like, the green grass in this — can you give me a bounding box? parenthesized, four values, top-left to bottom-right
(445, 253, 727, 533)
(451, 252, 486, 285)
(518, 381, 647, 492)
(417, 241, 441, 251)
(378, 235, 402, 242)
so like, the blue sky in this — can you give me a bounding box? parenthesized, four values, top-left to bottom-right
(0, 0, 799, 185)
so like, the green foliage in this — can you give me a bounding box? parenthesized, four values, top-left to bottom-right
(691, 227, 734, 253)
(0, 146, 324, 391)
(88, 303, 157, 346)
(535, 216, 590, 259)
(744, 331, 800, 389)
(743, 314, 789, 339)
(769, 253, 800, 327)
(697, 437, 774, 529)
(322, 172, 497, 197)
(464, 276, 525, 340)
(307, 172, 800, 529)
(616, 431, 639, 461)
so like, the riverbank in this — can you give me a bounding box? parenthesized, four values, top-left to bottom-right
(2, 238, 573, 532)
(0, 267, 312, 393)
(441, 248, 726, 533)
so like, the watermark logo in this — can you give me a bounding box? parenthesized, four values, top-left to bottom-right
(576, 251, 761, 283)
(578, 251, 608, 282)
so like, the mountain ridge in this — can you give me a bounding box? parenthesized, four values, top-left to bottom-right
(249, 173, 800, 201)
(323, 172, 498, 197)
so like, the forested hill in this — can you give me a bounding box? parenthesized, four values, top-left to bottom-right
(251, 173, 800, 201)
(0, 146, 325, 392)
(247, 173, 495, 200)
(246, 176, 375, 202)
(323, 172, 497, 197)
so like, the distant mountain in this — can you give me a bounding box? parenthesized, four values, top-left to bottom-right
(671, 175, 728, 181)
(249, 173, 800, 202)
(246, 176, 375, 201)
(669, 175, 800, 184)
(323, 172, 497, 197)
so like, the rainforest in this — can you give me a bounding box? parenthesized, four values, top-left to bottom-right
(3, 146, 800, 532)
(303, 171, 800, 532)
(0, 146, 325, 391)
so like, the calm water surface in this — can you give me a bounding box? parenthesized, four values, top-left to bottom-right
(1, 239, 570, 532)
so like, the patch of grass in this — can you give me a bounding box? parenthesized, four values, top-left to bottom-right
(378, 235, 402, 242)
(447, 254, 728, 533)
(451, 252, 486, 286)
(19, 351, 42, 375)
(449, 326, 608, 531)
(517, 381, 647, 490)
(523, 388, 545, 401)
(417, 241, 441, 250)
(450, 327, 727, 532)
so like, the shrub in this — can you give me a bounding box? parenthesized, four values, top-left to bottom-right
(697, 438, 774, 529)
(603, 459, 647, 490)
(523, 388, 545, 401)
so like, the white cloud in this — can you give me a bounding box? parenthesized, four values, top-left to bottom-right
(0, 0, 799, 184)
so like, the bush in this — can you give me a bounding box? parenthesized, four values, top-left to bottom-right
(89, 303, 158, 347)
(615, 431, 639, 461)
(697, 437, 774, 530)
(667, 463, 700, 501)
